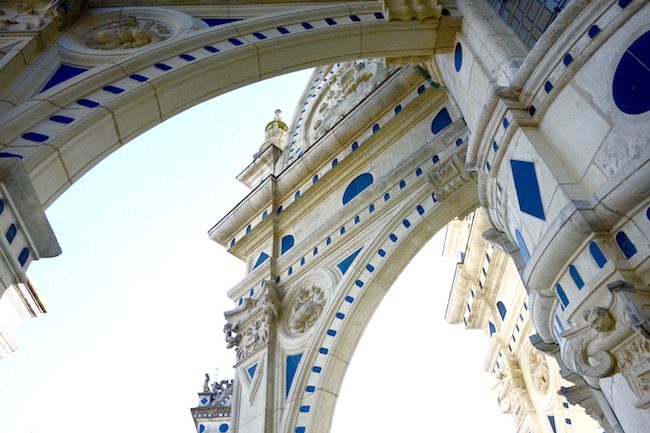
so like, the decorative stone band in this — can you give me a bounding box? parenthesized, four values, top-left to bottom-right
(381, 0, 442, 22)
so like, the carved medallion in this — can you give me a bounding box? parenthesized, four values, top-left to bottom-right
(82, 15, 170, 50)
(528, 348, 550, 394)
(288, 285, 326, 335)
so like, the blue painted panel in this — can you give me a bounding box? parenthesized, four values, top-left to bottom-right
(497, 301, 507, 320)
(569, 265, 584, 289)
(548, 415, 557, 433)
(431, 108, 452, 134)
(616, 231, 637, 258)
(253, 252, 269, 269)
(326, 18, 337, 25)
(5, 224, 16, 244)
(295, 428, 306, 433)
(515, 229, 531, 263)
(281, 235, 294, 254)
(201, 18, 241, 27)
(510, 160, 545, 220)
(18, 247, 29, 266)
(247, 363, 257, 379)
(342, 173, 374, 205)
(22, 132, 48, 143)
(50, 115, 74, 124)
(399, 180, 406, 189)
(337, 247, 363, 275)
(286, 353, 303, 397)
(556, 284, 569, 308)
(41, 64, 88, 93)
(130, 73, 149, 82)
(454, 43, 462, 72)
(488, 321, 496, 336)
(613, 30, 650, 114)
(589, 240, 608, 267)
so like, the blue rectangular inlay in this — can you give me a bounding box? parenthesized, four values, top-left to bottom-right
(253, 32, 267, 40)
(299, 405, 310, 413)
(130, 74, 148, 82)
(22, 132, 48, 143)
(327, 329, 337, 336)
(319, 348, 328, 355)
(77, 99, 99, 108)
(154, 63, 172, 71)
(180, 54, 196, 61)
(103, 85, 124, 94)
(345, 296, 354, 303)
(228, 38, 243, 46)
(204, 46, 220, 53)
(50, 115, 74, 124)
(312, 366, 322, 373)
(336, 312, 345, 320)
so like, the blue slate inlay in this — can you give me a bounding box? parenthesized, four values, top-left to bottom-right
(399, 180, 406, 189)
(262, 210, 268, 220)
(493, 140, 499, 151)
(402, 219, 411, 228)
(417, 84, 426, 94)
(325, 18, 337, 25)
(312, 175, 319, 184)
(288, 267, 293, 275)
(199, 424, 206, 433)
(77, 99, 99, 108)
(327, 329, 337, 336)
(395, 104, 402, 114)
(416, 205, 425, 215)
(489, 321, 496, 336)
(366, 264, 374, 272)
(319, 347, 329, 355)
(432, 193, 438, 202)
(200, 397, 208, 405)
(299, 405, 311, 413)
(529, 105, 537, 116)
(354, 216, 360, 224)
(286, 353, 303, 397)
(281, 235, 294, 254)
(351, 141, 359, 151)
(335, 312, 345, 320)
(219, 424, 229, 433)
(326, 237, 331, 245)
(544, 81, 554, 93)
(616, 231, 637, 258)
(230, 238, 236, 248)
(619, 0, 632, 7)
(179, 54, 196, 61)
(22, 132, 48, 143)
(416, 168, 422, 176)
(503, 118, 509, 129)
(300, 257, 305, 266)
(433, 154, 440, 163)
(374, 12, 385, 19)
(613, 30, 650, 115)
(456, 138, 463, 146)
(247, 363, 257, 379)
(301, 22, 313, 29)
(454, 42, 462, 72)
(510, 160, 545, 220)
(589, 241, 607, 268)
(486, 161, 491, 172)
(204, 46, 220, 53)
(49, 115, 74, 124)
(41, 63, 88, 93)
(306, 385, 316, 392)
(337, 247, 363, 275)
(355, 280, 364, 287)
(384, 193, 390, 201)
(569, 265, 584, 289)
(389, 233, 398, 242)
(201, 18, 241, 27)
(515, 229, 531, 263)
(228, 38, 243, 46)
(563, 53, 574, 66)
(342, 173, 374, 205)
(431, 108, 452, 134)
(350, 15, 361, 22)
(253, 252, 269, 269)
(154, 63, 172, 71)
(497, 301, 507, 320)
(278, 26, 290, 34)
(130, 73, 149, 82)
(339, 227, 345, 235)
(312, 365, 322, 372)
(277, 206, 283, 214)
(313, 247, 318, 255)
(588, 25, 600, 38)
(556, 284, 569, 307)
(5, 224, 16, 244)
(18, 247, 29, 266)
(253, 32, 267, 40)
(103, 85, 124, 94)
(372, 123, 380, 134)
(295, 428, 306, 433)
(548, 415, 557, 433)
(332, 159, 338, 167)
(378, 249, 386, 257)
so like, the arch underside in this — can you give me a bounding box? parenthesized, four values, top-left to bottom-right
(0, 3, 442, 209)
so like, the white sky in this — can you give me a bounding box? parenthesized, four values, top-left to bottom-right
(0, 69, 514, 433)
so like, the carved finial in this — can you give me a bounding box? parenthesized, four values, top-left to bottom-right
(274, 109, 282, 120)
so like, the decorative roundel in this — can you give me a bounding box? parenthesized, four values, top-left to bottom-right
(219, 423, 230, 432)
(454, 42, 463, 72)
(612, 30, 650, 115)
(199, 424, 206, 433)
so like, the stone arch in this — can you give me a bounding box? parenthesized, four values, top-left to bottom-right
(1, 4, 440, 209)
(281, 177, 478, 433)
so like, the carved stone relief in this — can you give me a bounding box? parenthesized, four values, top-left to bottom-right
(288, 285, 326, 335)
(307, 60, 394, 144)
(527, 348, 550, 395)
(616, 336, 650, 409)
(382, 0, 442, 22)
(82, 15, 170, 50)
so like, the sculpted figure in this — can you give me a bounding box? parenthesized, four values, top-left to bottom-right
(289, 285, 326, 334)
(203, 373, 210, 392)
(84, 15, 168, 50)
(223, 322, 240, 349)
(583, 307, 615, 332)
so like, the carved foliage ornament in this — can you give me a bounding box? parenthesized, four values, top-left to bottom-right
(82, 14, 170, 50)
(527, 348, 550, 394)
(288, 285, 326, 335)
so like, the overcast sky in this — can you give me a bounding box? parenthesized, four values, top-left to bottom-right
(0, 69, 513, 433)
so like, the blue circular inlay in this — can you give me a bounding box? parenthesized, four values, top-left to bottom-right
(219, 423, 229, 432)
(454, 42, 463, 72)
(613, 30, 650, 115)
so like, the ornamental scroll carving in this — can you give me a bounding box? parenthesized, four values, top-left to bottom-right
(382, 0, 442, 21)
(288, 285, 326, 335)
(82, 15, 170, 50)
(223, 286, 280, 362)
